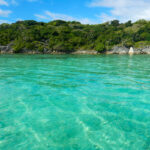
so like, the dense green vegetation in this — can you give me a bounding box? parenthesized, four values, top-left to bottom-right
(1, 19, 150, 53)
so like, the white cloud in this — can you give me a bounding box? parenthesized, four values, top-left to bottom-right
(97, 13, 116, 22)
(0, 9, 12, 17)
(0, 0, 17, 6)
(45, 11, 74, 21)
(79, 18, 97, 24)
(11, 0, 18, 5)
(0, 19, 10, 24)
(16, 18, 23, 21)
(0, 0, 8, 6)
(89, 0, 150, 22)
(35, 11, 96, 24)
(35, 14, 49, 20)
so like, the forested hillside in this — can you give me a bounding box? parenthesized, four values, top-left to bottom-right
(0, 19, 150, 53)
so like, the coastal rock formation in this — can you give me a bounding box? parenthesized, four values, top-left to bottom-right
(0, 44, 13, 54)
(1, 44, 150, 54)
(107, 46, 150, 54)
(72, 50, 98, 54)
(136, 47, 150, 54)
(107, 46, 129, 54)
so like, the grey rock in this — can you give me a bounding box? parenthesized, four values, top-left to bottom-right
(108, 46, 150, 54)
(0, 44, 13, 53)
(107, 46, 129, 54)
(141, 48, 150, 54)
(72, 50, 98, 54)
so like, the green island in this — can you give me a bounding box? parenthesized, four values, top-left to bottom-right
(1, 19, 150, 54)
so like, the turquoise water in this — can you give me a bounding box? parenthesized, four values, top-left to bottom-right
(0, 54, 150, 150)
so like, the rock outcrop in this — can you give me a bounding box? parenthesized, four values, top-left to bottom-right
(107, 46, 150, 54)
(1, 44, 150, 54)
(72, 50, 98, 54)
(0, 44, 13, 54)
(106, 46, 129, 54)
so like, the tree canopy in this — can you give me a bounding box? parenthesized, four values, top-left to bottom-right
(1, 19, 150, 53)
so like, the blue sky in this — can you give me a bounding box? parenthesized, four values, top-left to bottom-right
(1, 0, 150, 24)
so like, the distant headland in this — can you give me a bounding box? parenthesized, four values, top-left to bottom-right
(1, 19, 150, 54)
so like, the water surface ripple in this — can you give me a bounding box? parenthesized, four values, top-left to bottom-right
(0, 54, 150, 150)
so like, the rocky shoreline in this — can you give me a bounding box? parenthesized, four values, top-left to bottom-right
(106, 46, 150, 54)
(1, 45, 150, 54)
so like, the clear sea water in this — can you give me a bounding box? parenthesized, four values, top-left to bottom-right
(0, 54, 150, 150)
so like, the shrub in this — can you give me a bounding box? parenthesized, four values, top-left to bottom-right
(95, 43, 106, 52)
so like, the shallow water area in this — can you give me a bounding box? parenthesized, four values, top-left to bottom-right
(0, 54, 150, 150)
